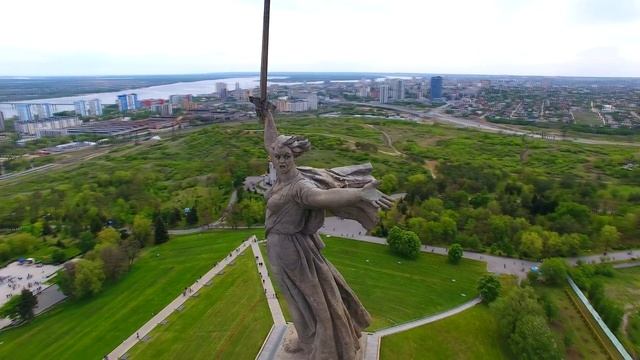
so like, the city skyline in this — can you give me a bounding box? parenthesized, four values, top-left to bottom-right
(1, 0, 639, 77)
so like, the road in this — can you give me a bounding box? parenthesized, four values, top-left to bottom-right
(340, 101, 640, 147)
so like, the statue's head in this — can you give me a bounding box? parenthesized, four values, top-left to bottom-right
(271, 135, 310, 175)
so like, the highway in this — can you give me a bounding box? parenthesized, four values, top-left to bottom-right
(339, 101, 640, 147)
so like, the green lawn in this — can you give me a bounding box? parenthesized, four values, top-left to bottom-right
(573, 110, 603, 126)
(127, 250, 272, 360)
(0, 230, 257, 359)
(380, 305, 509, 360)
(262, 236, 487, 330)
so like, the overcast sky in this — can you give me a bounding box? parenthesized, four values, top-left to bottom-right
(1, 0, 639, 77)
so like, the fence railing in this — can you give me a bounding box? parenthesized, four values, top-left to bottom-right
(567, 277, 633, 360)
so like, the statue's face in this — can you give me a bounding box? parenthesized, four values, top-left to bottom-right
(273, 146, 295, 175)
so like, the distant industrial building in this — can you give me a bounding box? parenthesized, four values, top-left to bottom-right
(379, 85, 390, 104)
(74, 99, 102, 117)
(275, 94, 319, 112)
(65, 118, 178, 137)
(430, 76, 443, 101)
(117, 93, 139, 112)
(16, 116, 82, 137)
(0, 111, 4, 131)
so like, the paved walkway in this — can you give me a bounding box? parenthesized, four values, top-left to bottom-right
(320, 217, 538, 279)
(107, 238, 253, 360)
(251, 240, 285, 325)
(320, 216, 640, 279)
(364, 297, 482, 360)
(251, 240, 290, 360)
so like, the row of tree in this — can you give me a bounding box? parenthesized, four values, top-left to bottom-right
(58, 216, 168, 299)
(375, 161, 639, 260)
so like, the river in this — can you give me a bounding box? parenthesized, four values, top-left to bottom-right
(0, 76, 296, 117)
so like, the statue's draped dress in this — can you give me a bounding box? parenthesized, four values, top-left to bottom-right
(265, 170, 373, 360)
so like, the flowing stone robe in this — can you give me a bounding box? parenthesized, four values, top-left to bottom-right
(265, 164, 377, 360)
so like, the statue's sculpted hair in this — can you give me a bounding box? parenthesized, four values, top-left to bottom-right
(271, 135, 311, 158)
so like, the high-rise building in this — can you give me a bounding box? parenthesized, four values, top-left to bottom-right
(16, 104, 33, 121)
(391, 80, 405, 100)
(379, 85, 390, 104)
(215, 82, 228, 99)
(32, 104, 53, 120)
(358, 86, 370, 98)
(160, 103, 173, 116)
(306, 94, 318, 110)
(74, 100, 88, 117)
(88, 99, 102, 116)
(235, 82, 241, 91)
(75, 99, 102, 117)
(117, 94, 138, 112)
(0, 111, 4, 131)
(417, 82, 425, 100)
(430, 76, 443, 101)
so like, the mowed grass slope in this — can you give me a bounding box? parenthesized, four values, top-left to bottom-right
(262, 236, 486, 330)
(380, 305, 509, 360)
(0, 230, 256, 360)
(128, 251, 272, 360)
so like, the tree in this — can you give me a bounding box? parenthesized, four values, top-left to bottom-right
(387, 226, 421, 259)
(509, 315, 562, 360)
(379, 174, 399, 194)
(99, 245, 129, 282)
(492, 286, 545, 338)
(185, 207, 199, 225)
(0, 294, 21, 320)
(598, 225, 620, 252)
(73, 260, 105, 298)
(448, 243, 463, 264)
(17, 289, 38, 321)
(154, 216, 169, 244)
(78, 231, 96, 253)
(0, 289, 38, 322)
(97, 227, 120, 246)
(58, 262, 77, 296)
(51, 248, 66, 264)
(477, 275, 501, 303)
(132, 215, 153, 247)
(519, 231, 543, 260)
(540, 258, 568, 285)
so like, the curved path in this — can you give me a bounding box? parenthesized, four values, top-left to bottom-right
(364, 298, 482, 360)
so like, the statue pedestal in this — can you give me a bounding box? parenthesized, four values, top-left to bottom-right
(272, 324, 366, 360)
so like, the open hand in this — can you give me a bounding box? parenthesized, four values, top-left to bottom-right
(360, 181, 394, 210)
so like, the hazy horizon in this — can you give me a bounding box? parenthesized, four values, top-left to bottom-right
(1, 0, 639, 77)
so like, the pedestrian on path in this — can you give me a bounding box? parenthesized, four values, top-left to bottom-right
(136, 332, 140, 340)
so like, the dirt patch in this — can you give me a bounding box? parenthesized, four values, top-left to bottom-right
(424, 160, 438, 179)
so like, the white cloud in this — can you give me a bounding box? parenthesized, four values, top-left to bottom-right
(0, 0, 638, 76)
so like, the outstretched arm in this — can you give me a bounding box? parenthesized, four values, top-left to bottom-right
(303, 182, 394, 210)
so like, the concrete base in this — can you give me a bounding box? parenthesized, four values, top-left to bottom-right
(272, 324, 366, 360)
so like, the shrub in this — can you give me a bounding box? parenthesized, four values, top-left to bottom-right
(448, 243, 463, 264)
(387, 226, 421, 259)
(477, 274, 501, 304)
